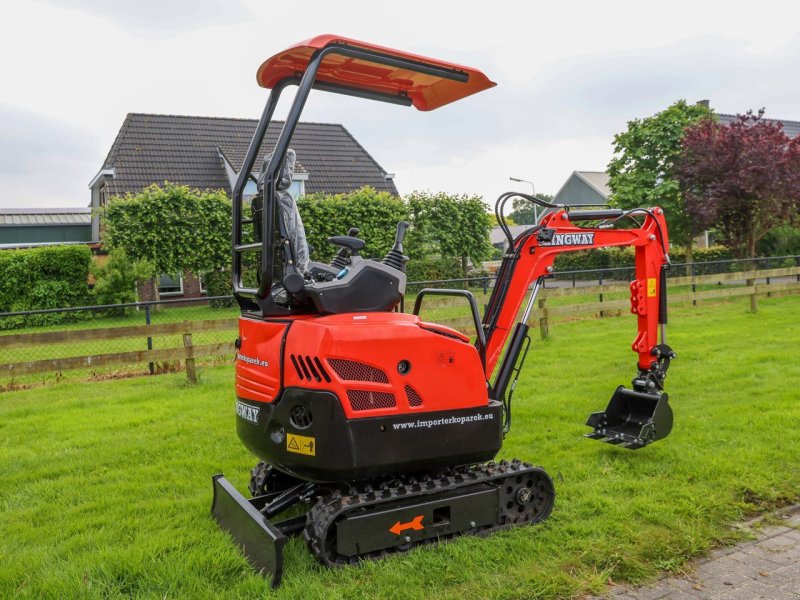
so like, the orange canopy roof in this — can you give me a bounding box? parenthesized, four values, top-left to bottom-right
(256, 34, 496, 111)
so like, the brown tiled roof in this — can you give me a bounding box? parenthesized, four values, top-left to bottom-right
(99, 113, 398, 197)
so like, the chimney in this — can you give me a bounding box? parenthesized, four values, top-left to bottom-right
(696, 99, 710, 108)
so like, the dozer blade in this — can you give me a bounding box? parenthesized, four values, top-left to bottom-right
(211, 474, 287, 588)
(585, 386, 673, 449)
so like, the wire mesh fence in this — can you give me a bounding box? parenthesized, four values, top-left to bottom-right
(0, 255, 798, 386)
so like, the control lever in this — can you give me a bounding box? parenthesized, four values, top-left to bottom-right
(330, 228, 360, 270)
(382, 221, 409, 272)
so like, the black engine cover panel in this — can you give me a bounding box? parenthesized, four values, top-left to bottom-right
(236, 388, 503, 482)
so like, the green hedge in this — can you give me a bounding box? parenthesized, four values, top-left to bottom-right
(551, 246, 736, 280)
(0, 245, 92, 329)
(298, 188, 409, 262)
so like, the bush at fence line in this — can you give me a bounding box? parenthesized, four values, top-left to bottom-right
(91, 251, 154, 315)
(406, 256, 464, 284)
(757, 225, 800, 258)
(0, 245, 93, 329)
(203, 269, 235, 308)
(551, 246, 737, 279)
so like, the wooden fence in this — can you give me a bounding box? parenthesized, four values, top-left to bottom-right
(0, 319, 237, 382)
(1, 266, 798, 381)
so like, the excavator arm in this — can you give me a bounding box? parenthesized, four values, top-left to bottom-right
(483, 203, 675, 449)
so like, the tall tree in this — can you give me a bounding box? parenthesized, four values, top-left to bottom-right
(103, 183, 232, 299)
(677, 110, 800, 259)
(608, 100, 713, 264)
(508, 193, 554, 225)
(406, 191, 493, 279)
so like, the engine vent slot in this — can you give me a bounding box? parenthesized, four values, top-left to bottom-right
(405, 385, 423, 407)
(290, 355, 330, 383)
(347, 390, 396, 411)
(328, 359, 388, 383)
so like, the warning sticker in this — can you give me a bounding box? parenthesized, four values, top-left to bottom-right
(286, 433, 316, 456)
(647, 278, 657, 298)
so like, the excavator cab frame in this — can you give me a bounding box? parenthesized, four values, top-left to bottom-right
(232, 35, 495, 315)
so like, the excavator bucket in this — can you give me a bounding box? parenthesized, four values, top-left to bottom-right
(211, 474, 287, 588)
(585, 386, 673, 449)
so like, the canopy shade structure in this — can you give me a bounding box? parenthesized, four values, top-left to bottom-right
(256, 34, 496, 111)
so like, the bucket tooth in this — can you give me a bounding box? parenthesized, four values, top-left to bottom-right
(211, 474, 287, 588)
(586, 386, 673, 449)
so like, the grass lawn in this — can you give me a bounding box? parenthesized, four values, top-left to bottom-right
(1, 296, 799, 599)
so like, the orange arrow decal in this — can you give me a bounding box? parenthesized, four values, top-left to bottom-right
(389, 515, 424, 536)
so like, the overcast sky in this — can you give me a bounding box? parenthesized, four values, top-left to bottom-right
(1, 0, 799, 209)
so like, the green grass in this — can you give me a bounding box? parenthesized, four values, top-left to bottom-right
(2, 297, 800, 599)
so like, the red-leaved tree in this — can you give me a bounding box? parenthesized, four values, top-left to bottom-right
(677, 110, 800, 258)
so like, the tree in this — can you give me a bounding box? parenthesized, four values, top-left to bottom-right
(103, 183, 232, 299)
(677, 110, 800, 259)
(507, 193, 554, 225)
(608, 100, 713, 264)
(406, 191, 493, 279)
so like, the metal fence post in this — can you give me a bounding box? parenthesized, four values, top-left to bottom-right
(183, 331, 197, 384)
(691, 263, 697, 307)
(145, 303, 154, 375)
(598, 274, 604, 318)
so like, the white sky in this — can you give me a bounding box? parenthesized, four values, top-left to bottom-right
(1, 0, 799, 209)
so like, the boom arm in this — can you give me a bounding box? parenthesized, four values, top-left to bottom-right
(484, 207, 670, 377)
(483, 206, 675, 449)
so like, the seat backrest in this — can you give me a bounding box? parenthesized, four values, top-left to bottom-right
(260, 149, 310, 274)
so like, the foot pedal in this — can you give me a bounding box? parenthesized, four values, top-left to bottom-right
(585, 386, 673, 449)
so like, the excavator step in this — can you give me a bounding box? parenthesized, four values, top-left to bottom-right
(585, 386, 673, 449)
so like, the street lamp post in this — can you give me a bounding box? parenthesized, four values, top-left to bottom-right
(509, 176, 538, 224)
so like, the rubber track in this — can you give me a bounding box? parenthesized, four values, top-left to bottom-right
(303, 459, 554, 566)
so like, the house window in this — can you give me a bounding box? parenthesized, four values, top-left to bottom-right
(288, 180, 304, 200)
(158, 274, 183, 296)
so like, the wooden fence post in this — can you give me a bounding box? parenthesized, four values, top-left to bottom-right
(183, 332, 197, 384)
(538, 297, 549, 339)
(747, 271, 758, 313)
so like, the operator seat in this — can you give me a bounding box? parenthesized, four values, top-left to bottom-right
(265, 149, 406, 315)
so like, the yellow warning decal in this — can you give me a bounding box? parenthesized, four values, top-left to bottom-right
(647, 278, 657, 298)
(286, 433, 316, 456)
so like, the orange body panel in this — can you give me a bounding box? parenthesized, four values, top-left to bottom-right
(256, 34, 496, 111)
(236, 312, 488, 418)
(235, 319, 291, 403)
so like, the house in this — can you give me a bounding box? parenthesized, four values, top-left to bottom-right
(0, 208, 92, 248)
(552, 171, 611, 207)
(715, 111, 800, 139)
(89, 113, 399, 299)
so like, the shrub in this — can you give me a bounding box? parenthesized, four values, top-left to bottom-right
(406, 256, 463, 284)
(0, 245, 92, 329)
(298, 187, 409, 262)
(91, 251, 154, 315)
(203, 269, 235, 308)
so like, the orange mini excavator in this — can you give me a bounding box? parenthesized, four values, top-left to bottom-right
(211, 35, 676, 587)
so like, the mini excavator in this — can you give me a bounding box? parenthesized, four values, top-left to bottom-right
(211, 35, 676, 587)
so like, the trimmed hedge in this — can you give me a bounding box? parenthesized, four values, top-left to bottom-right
(0, 245, 92, 329)
(298, 188, 409, 262)
(552, 246, 736, 280)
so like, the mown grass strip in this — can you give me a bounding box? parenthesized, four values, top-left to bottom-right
(1, 297, 799, 598)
